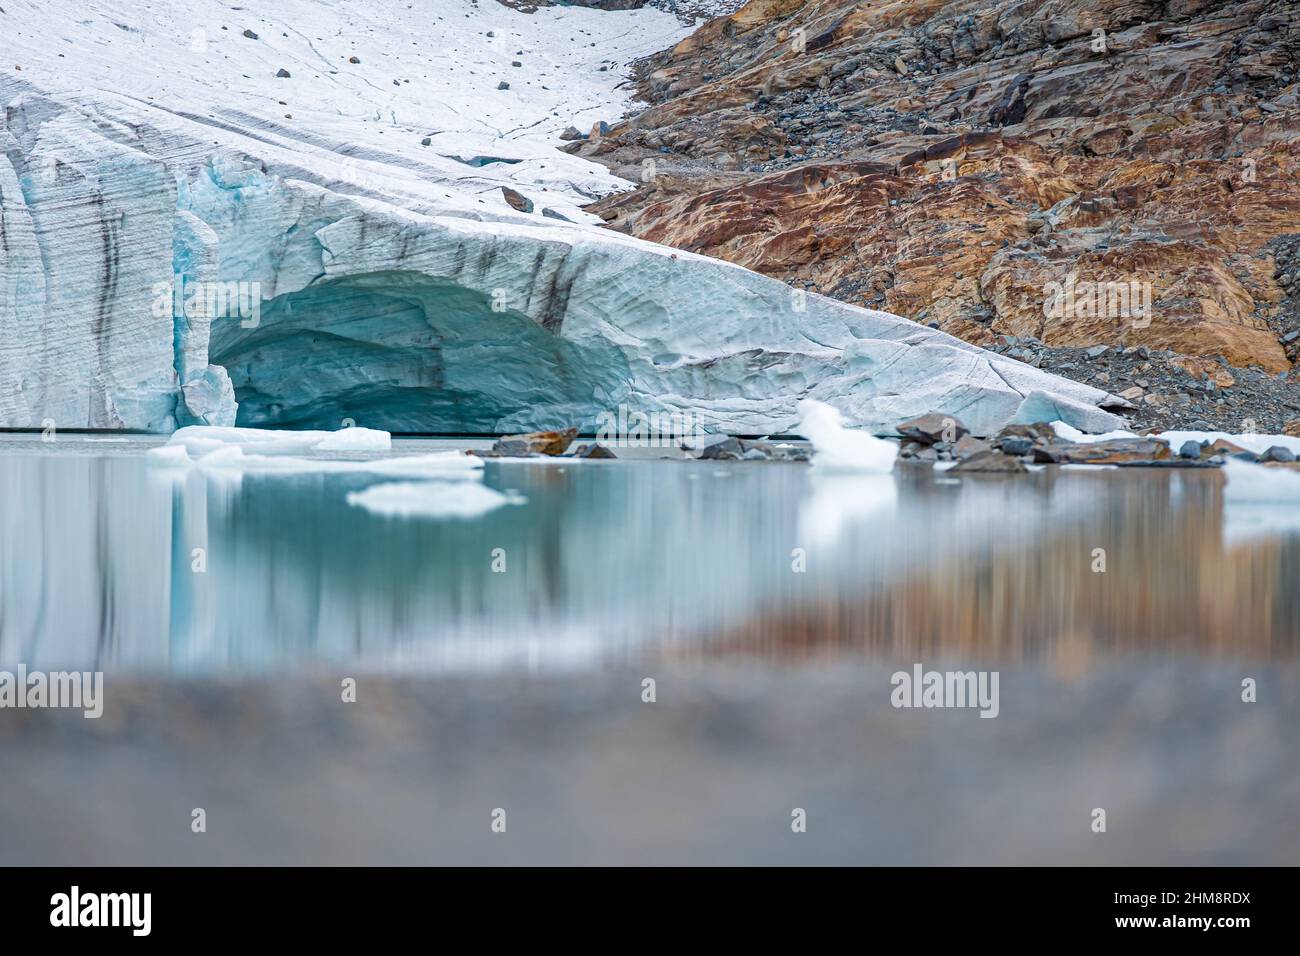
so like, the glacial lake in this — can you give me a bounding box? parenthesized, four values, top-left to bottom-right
(2, 434, 1297, 675)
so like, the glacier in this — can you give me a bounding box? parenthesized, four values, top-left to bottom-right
(0, 0, 1126, 436)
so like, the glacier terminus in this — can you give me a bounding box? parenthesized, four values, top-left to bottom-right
(0, 0, 1125, 436)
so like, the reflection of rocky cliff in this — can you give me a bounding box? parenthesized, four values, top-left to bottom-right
(698, 467, 1300, 665)
(583, 1, 1300, 380)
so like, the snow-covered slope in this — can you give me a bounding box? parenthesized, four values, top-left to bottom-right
(0, 0, 1125, 435)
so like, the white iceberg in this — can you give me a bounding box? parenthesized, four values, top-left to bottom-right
(149, 426, 482, 477)
(797, 400, 898, 472)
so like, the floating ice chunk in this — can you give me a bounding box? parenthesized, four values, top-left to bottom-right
(346, 481, 524, 519)
(168, 425, 392, 456)
(797, 399, 897, 472)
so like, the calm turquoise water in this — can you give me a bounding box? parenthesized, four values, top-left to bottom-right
(1, 435, 1297, 673)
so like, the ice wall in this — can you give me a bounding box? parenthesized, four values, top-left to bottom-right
(0, 0, 1127, 436)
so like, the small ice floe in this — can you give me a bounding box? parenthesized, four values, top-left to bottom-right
(797, 399, 897, 472)
(166, 424, 392, 457)
(346, 481, 525, 519)
(148, 427, 479, 476)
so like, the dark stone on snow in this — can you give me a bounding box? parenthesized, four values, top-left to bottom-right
(501, 187, 534, 213)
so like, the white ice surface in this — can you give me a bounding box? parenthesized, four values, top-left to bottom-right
(308, 427, 392, 452)
(148, 431, 484, 477)
(191, 447, 483, 476)
(168, 424, 391, 455)
(2, 0, 686, 219)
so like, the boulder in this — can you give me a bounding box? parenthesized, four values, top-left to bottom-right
(492, 428, 577, 456)
(569, 442, 617, 459)
(897, 412, 968, 444)
(501, 186, 534, 213)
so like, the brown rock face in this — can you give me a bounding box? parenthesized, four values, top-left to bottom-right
(1032, 437, 1174, 464)
(492, 428, 578, 456)
(582, 0, 1300, 374)
(501, 186, 534, 214)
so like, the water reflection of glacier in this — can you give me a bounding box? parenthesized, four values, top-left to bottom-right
(1, 441, 1297, 672)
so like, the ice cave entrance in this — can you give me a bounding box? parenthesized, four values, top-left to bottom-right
(208, 272, 622, 433)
